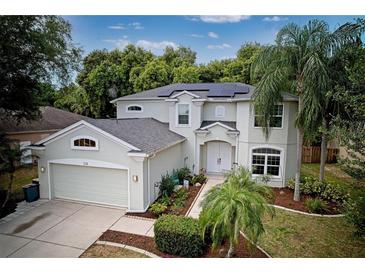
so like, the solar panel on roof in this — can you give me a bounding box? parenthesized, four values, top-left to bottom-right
(157, 83, 252, 97)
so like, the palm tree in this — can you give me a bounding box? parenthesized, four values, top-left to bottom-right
(199, 167, 274, 257)
(251, 19, 365, 200)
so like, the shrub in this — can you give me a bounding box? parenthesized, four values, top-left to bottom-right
(177, 167, 192, 184)
(288, 176, 346, 203)
(344, 197, 365, 236)
(191, 173, 207, 186)
(149, 202, 168, 216)
(158, 195, 171, 206)
(305, 198, 328, 214)
(172, 188, 189, 209)
(154, 215, 205, 257)
(159, 173, 175, 197)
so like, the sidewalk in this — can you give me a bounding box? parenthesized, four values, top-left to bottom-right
(187, 176, 224, 219)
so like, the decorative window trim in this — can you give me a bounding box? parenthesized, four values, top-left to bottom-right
(126, 104, 143, 113)
(176, 102, 191, 128)
(215, 105, 226, 118)
(250, 146, 283, 178)
(253, 104, 284, 129)
(71, 136, 99, 151)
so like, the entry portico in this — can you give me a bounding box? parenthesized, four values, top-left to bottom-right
(195, 121, 239, 174)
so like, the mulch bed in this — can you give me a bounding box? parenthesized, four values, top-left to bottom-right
(272, 187, 341, 214)
(127, 184, 203, 219)
(99, 230, 268, 258)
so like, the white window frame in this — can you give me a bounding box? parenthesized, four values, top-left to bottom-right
(176, 102, 191, 127)
(71, 136, 99, 151)
(250, 147, 282, 179)
(253, 104, 284, 129)
(126, 104, 143, 113)
(215, 105, 226, 118)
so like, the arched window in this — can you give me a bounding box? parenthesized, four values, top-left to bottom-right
(126, 105, 143, 112)
(251, 147, 281, 177)
(215, 105, 225, 118)
(71, 136, 99, 150)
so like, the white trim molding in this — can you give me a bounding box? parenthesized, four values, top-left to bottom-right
(36, 120, 141, 152)
(170, 90, 200, 99)
(126, 104, 143, 113)
(200, 121, 236, 131)
(71, 135, 99, 151)
(176, 102, 191, 128)
(249, 145, 284, 180)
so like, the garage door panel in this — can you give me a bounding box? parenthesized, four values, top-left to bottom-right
(51, 164, 128, 207)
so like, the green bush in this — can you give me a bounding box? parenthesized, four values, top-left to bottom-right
(158, 195, 171, 206)
(154, 215, 205, 257)
(172, 188, 189, 209)
(344, 197, 365, 236)
(288, 176, 346, 203)
(159, 173, 175, 197)
(176, 167, 192, 184)
(191, 173, 207, 186)
(149, 202, 168, 216)
(305, 198, 328, 214)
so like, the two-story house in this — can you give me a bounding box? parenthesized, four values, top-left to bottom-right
(31, 83, 298, 212)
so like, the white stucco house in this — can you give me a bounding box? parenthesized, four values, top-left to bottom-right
(30, 83, 298, 212)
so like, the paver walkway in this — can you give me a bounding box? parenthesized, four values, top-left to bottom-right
(187, 175, 224, 219)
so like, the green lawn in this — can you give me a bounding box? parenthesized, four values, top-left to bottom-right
(0, 165, 38, 201)
(301, 163, 365, 199)
(259, 208, 365, 258)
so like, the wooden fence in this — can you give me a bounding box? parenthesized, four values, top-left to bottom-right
(302, 146, 339, 163)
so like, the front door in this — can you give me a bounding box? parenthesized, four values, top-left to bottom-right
(207, 141, 232, 173)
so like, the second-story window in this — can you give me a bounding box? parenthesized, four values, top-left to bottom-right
(177, 103, 190, 126)
(254, 104, 283, 128)
(127, 105, 143, 112)
(71, 136, 99, 151)
(215, 105, 225, 118)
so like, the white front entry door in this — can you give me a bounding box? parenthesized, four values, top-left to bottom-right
(207, 141, 232, 173)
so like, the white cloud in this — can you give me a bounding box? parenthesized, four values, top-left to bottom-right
(108, 24, 126, 30)
(188, 16, 250, 23)
(263, 16, 288, 22)
(208, 32, 219, 39)
(187, 34, 204, 38)
(129, 22, 144, 30)
(103, 39, 131, 49)
(136, 40, 178, 50)
(207, 43, 231, 50)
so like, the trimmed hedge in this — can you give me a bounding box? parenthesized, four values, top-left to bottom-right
(154, 215, 205, 257)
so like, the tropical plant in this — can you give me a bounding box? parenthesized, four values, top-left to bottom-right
(344, 197, 365, 236)
(159, 173, 175, 197)
(251, 19, 365, 200)
(190, 173, 208, 186)
(149, 202, 168, 216)
(305, 198, 328, 214)
(199, 167, 274, 257)
(176, 167, 192, 184)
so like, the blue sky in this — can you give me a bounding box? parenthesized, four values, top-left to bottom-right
(64, 15, 364, 64)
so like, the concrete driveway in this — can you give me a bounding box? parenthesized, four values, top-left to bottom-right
(0, 200, 126, 258)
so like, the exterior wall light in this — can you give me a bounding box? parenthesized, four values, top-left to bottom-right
(40, 167, 46, 173)
(132, 175, 138, 182)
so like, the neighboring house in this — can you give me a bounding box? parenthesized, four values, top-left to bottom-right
(31, 83, 298, 212)
(0, 106, 86, 164)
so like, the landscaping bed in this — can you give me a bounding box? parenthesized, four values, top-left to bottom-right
(127, 184, 203, 219)
(272, 187, 341, 214)
(80, 243, 150, 258)
(99, 230, 267, 258)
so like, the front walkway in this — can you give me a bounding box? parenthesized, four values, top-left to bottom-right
(187, 175, 224, 219)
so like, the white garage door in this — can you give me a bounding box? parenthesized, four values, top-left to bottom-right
(51, 163, 128, 207)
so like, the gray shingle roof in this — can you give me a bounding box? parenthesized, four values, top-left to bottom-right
(0, 106, 87, 133)
(86, 118, 185, 154)
(112, 83, 298, 101)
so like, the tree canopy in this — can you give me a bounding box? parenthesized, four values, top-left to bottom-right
(0, 16, 81, 121)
